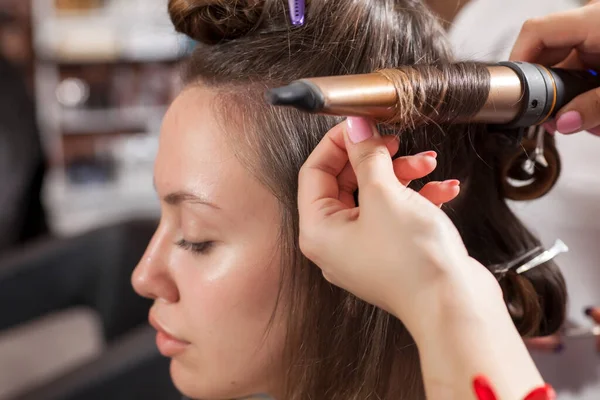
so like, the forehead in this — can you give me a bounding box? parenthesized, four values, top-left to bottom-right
(154, 86, 267, 214)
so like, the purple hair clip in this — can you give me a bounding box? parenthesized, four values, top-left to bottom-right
(288, 0, 305, 26)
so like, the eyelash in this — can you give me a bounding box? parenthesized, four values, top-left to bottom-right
(176, 239, 215, 255)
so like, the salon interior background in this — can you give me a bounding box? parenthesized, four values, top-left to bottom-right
(0, 0, 599, 399)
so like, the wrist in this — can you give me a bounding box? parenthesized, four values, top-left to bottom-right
(404, 260, 545, 400)
(410, 276, 506, 346)
(395, 256, 505, 339)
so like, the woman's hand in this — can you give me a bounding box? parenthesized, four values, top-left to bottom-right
(510, 0, 600, 135)
(298, 117, 500, 332)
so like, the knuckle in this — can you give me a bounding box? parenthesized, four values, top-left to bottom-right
(321, 271, 334, 285)
(354, 147, 389, 169)
(299, 229, 320, 261)
(298, 164, 308, 180)
(521, 17, 544, 33)
(298, 164, 313, 186)
(362, 180, 393, 199)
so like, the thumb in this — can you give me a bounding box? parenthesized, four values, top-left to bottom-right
(555, 88, 600, 134)
(344, 117, 397, 189)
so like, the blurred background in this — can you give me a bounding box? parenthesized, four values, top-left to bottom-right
(10, 0, 183, 236)
(0, 0, 186, 399)
(0, 0, 599, 399)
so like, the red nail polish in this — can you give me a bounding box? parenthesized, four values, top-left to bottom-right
(524, 385, 556, 400)
(473, 376, 498, 400)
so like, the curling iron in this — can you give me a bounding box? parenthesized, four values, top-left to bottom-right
(266, 61, 600, 130)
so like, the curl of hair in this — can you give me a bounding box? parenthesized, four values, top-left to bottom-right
(498, 266, 566, 337)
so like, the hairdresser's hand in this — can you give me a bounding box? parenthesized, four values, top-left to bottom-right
(510, 0, 600, 135)
(298, 117, 502, 334)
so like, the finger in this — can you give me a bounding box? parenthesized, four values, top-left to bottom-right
(298, 122, 350, 223)
(525, 336, 563, 353)
(584, 307, 600, 324)
(554, 88, 600, 134)
(336, 136, 400, 208)
(543, 120, 557, 135)
(418, 180, 461, 207)
(509, 5, 600, 65)
(554, 49, 590, 70)
(393, 151, 438, 186)
(589, 126, 600, 136)
(384, 135, 400, 157)
(581, 307, 600, 353)
(344, 117, 398, 189)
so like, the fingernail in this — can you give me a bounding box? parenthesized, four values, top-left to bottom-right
(472, 376, 498, 400)
(556, 111, 583, 134)
(524, 385, 557, 400)
(543, 121, 557, 134)
(417, 151, 438, 158)
(346, 117, 374, 143)
(443, 179, 460, 187)
(584, 307, 594, 316)
(553, 343, 565, 353)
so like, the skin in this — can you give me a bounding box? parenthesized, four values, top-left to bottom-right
(298, 119, 545, 400)
(131, 87, 286, 400)
(131, 85, 457, 399)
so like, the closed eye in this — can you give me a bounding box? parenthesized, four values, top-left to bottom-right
(176, 239, 215, 255)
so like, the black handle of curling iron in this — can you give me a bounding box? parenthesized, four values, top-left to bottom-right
(552, 68, 600, 112)
(494, 61, 600, 129)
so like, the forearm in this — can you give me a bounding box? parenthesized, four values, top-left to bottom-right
(408, 277, 544, 399)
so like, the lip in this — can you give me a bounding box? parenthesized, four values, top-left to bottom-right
(149, 313, 190, 357)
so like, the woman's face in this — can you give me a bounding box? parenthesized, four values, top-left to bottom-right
(131, 87, 286, 399)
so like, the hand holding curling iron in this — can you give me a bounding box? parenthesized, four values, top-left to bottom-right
(511, 0, 600, 135)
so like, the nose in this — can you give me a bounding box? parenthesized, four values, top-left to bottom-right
(131, 226, 180, 303)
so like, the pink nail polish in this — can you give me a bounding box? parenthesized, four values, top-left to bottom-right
(346, 117, 374, 143)
(556, 111, 583, 134)
(417, 151, 438, 158)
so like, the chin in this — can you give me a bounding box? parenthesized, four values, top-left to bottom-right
(170, 359, 256, 400)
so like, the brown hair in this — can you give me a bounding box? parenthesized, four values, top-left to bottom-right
(168, 0, 567, 399)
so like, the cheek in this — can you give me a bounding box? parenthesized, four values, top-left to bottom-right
(177, 242, 283, 336)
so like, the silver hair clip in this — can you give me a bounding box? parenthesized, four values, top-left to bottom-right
(494, 239, 569, 276)
(515, 239, 568, 274)
(288, 0, 305, 26)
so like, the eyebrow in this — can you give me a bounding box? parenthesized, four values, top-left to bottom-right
(162, 191, 222, 210)
(153, 178, 221, 210)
